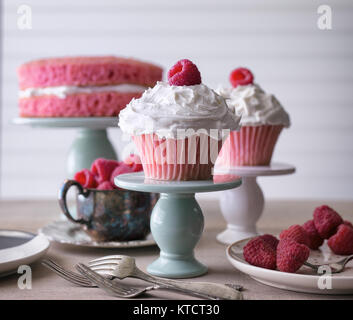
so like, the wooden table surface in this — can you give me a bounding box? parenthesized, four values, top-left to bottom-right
(0, 198, 352, 300)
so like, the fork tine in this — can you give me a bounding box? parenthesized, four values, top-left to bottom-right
(89, 265, 116, 272)
(77, 264, 130, 294)
(44, 266, 84, 286)
(76, 264, 124, 297)
(88, 261, 118, 268)
(43, 260, 92, 286)
(43, 259, 91, 283)
(42, 260, 93, 287)
(89, 255, 123, 263)
(76, 263, 130, 296)
(42, 259, 87, 282)
(88, 259, 123, 267)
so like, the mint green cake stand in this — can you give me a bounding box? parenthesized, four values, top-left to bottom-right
(13, 117, 118, 177)
(115, 172, 242, 279)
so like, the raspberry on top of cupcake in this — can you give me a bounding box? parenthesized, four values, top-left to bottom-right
(17, 56, 163, 117)
(118, 59, 241, 181)
(216, 67, 290, 128)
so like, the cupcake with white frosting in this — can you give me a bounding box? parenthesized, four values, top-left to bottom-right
(215, 67, 290, 167)
(119, 59, 241, 180)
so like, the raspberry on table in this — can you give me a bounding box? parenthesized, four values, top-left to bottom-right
(327, 224, 353, 255)
(167, 59, 201, 86)
(259, 234, 279, 250)
(243, 236, 277, 270)
(74, 169, 97, 189)
(229, 67, 254, 88)
(302, 220, 324, 250)
(276, 239, 310, 273)
(313, 205, 343, 239)
(279, 224, 310, 246)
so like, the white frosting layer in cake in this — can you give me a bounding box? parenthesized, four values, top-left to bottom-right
(19, 84, 147, 99)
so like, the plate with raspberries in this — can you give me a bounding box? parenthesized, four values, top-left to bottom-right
(226, 205, 353, 294)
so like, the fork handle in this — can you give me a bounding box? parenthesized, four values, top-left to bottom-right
(133, 269, 242, 300)
(161, 280, 242, 300)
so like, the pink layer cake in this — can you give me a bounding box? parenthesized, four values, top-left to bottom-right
(18, 56, 163, 117)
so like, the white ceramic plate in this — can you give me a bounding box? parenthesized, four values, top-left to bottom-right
(39, 221, 156, 248)
(0, 230, 50, 276)
(227, 238, 353, 294)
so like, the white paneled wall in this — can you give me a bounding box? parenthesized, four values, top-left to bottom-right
(2, 0, 353, 199)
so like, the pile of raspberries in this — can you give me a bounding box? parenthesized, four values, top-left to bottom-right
(74, 155, 142, 190)
(243, 205, 353, 273)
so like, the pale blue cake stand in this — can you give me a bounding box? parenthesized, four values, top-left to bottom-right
(13, 117, 118, 177)
(115, 172, 242, 279)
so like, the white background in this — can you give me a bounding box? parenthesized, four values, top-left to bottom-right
(1, 0, 353, 200)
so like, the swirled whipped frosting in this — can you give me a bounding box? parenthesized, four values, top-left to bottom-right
(216, 84, 290, 127)
(118, 81, 241, 139)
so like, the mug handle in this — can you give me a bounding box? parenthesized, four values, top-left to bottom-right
(58, 179, 89, 225)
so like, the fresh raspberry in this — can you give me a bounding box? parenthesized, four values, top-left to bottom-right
(327, 224, 353, 255)
(276, 239, 310, 273)
(243, 236, 277, 270)
(110, 162, 135, 186)
(91, 158, 120, 184)
(74, 169, 97, 188)
(259, 234, 279, 251)
(167, 59, 201, 86)
(279, 224, 310, 246)
(229, 67, 254, 88)
(343, 220, 353, 229)
(313, 205, 343, 239)
(124, 154, 143, 172)
(97, 181, 115, 190)
(302, 220, 324, 250)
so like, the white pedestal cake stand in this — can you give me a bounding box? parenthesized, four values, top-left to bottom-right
(13, 117, 118, 177)
(215, 162, 295, 244)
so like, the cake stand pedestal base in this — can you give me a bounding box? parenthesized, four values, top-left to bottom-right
(115, 172, 242, 278)
(147, 193, 207, 278)
(215, 162, 295, 245)
(67, 129, 117, 177)
(13, 117, 118, 177)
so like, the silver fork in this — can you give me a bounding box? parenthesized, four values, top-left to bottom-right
(76, 263, 161, 298)
(304, 254, 353, 274)
(87, 255, 242, 300)
(42, 258, 217, 299)
(42, 257, 242, 300)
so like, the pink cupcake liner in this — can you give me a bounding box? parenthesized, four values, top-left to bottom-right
(216, 125, 283, 168)
(132, 134, 222, 181)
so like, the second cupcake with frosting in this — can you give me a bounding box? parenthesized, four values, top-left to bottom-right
(119, 59, 241, 180)
(215, 67, 290, 167)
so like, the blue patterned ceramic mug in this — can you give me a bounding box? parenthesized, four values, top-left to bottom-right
(58, 180, 158, 242)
